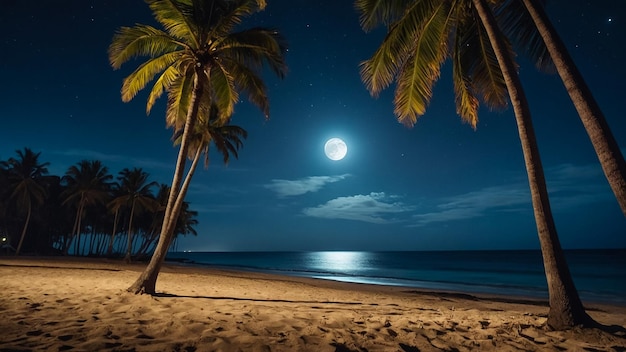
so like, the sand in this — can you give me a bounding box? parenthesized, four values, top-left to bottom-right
(0, 257, 624, 352)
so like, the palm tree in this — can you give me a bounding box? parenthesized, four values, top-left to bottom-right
(109, 0, 287, 294)
(108, 168, 158, 262)
(513, 0, 626, 216)
(355, 0, 592, 329)
(135, 183, 170, 257)
(1, 148, 49, 255)
(173, 104, 248, 212)
(170, 200, 199, 252)
(107, 180, 123, 256)
(62, 160, 113, 256)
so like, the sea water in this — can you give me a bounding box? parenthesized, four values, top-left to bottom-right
(166, 249, 626, 305)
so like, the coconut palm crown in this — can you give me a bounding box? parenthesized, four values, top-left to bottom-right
(109, 0, 287, 130)
(109, 0, 287, 294)
(355, 0, 552, 129)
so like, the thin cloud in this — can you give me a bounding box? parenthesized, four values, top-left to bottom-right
(265, 174, 350, 197)
(411, 185, 530, 227)
(548, 163, 602, 183)
(411, 163, 612, 227)
(545, 163, 613, 209)
(303, 192, 414, 224)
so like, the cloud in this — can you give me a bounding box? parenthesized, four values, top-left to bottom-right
(544, 163, 612, 209)
(547, 163, 602, 183)
(411, 185, 530, 226)
(264, 174, 350, 197)
(303, 192, 414, 224)
(411, 163, 612, 226)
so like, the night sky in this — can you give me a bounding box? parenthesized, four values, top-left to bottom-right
(2, 1, 625, 251)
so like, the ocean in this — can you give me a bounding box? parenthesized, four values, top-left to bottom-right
(166, 249, 626, 306)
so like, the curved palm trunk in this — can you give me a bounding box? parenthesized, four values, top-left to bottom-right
(124, 200, 137, 263)
(68, 196, 85, 256)
(15, 203, 32, 256)
(145, 147, 203, 261)
(75, 203, 85, 256)
(521, 0, 626, 216)
(108, 209, 120, 256)
(166, 146, 203, 238)
(128, 68, 204, 294)
(473, 0, 593, 330)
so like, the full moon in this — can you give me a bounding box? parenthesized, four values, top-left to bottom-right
(324, 138, 347, 161)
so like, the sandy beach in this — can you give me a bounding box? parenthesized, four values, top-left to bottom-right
(0, 257, 624, 351)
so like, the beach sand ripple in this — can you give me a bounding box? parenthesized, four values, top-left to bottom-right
(1, 257, 624, 351)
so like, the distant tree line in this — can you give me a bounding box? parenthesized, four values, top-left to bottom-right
(0, 147, 197, 259)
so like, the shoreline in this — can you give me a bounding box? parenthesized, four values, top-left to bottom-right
(165, 256, 626, 308)
(1, 256, 625, 351)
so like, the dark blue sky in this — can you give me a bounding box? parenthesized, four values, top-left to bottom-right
(1, 1, 624, 251)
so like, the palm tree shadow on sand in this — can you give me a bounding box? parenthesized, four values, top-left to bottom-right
(153, 292, 367, 307)
(152, 292, 626, 336)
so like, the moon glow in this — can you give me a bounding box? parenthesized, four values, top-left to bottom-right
(324, 138, 348, 160)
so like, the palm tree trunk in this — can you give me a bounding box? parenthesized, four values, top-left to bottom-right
(74, 200, 85, 256)
(95, 231, 105, 256)
(472, 0, 593, 330)
(65, 200, 82, 256)
(125, 200, 137, 263)
(164, 146, 203, 240)
(108, 209, 120, 256)
(128, 67, 205, 294)
(88, 226, 96, 255)
(76, 209, 84, 256)
(521, 0, 626, 217)
(15, 203, 32, 256)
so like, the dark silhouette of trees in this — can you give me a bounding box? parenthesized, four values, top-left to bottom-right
(0, 150, 198, 258)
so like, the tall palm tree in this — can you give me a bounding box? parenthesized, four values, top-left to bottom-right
(62, 160, 112, 256)
(108, 168, 159, 262)
(355, 0, 592, 329)
(109, 0, 288, 294)
(513, 0, 626, 216)
(2, 148, 49, 255)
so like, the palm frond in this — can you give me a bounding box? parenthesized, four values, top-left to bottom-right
(122, 51, 183, 103)
(146, 0, 197, 44)
(108, 25, 181, 70)
(355, 0, 410, 32)
(393, 2, 454, 126)
(229, 63, 270, 118)
(207, 0, 266, 38)
(452, 17, 480, 128)
(219, 28, 289, 79)
(210, 124, 248, 165)
(465, 9, 509, 109)
(493, 0, 554, 72)
(209, 63, 239, 121)
(147, 64, 180, 115)
(359, 29, 405, 96)
(166, 64, 195, 130)
(10, 179, 46, 210)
